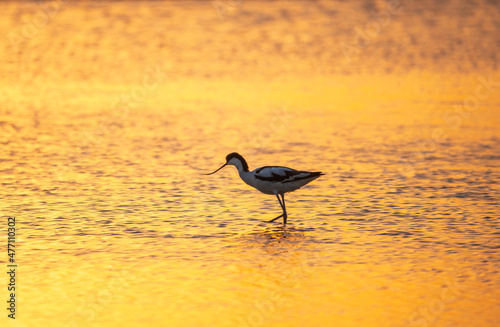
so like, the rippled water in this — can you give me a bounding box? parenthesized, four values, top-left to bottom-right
(1, 1, 500, 326)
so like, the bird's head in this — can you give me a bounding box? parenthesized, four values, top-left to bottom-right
(205, 152, 249, 175)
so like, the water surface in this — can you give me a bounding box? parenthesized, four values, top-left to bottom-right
(1, 1, 499, 326)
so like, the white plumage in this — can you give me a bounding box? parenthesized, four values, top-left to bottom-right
(206, 153, 324, 224)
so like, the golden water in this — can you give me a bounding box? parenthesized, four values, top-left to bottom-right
(1, 1, 499, 326)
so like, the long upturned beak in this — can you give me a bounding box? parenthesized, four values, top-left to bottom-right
(205, 162, 227, 175)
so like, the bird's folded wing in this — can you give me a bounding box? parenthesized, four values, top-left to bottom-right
(255, 166, 319, 183)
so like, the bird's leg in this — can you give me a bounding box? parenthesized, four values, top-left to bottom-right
(281, 193, 287, 225)
(268, 213, 283, 223)
(268, 194, 286, 223)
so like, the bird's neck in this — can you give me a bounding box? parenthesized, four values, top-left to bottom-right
(238, 169, 254, 187)
(233, 158, 249, 173)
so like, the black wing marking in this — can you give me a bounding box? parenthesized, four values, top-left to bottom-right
(255, 166, 323, 183)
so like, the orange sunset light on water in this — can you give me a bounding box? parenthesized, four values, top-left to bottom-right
(1, 1, 499, 327)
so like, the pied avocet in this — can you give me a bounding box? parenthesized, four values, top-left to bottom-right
(205, 153, 324, 224)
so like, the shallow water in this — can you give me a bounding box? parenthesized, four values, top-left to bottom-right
(1, 1, 500, 326)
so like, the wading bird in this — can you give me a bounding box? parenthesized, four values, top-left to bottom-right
(205, 153, 324, 224)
